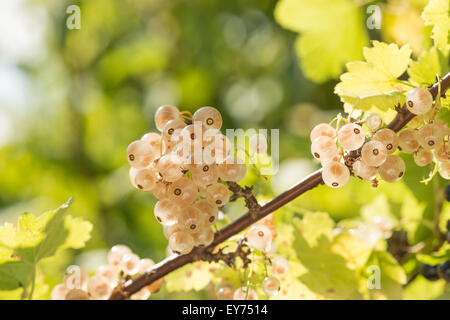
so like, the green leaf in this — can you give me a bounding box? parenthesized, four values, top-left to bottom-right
(274, 0, 368, 83)
(403, 275, 447, 300)
(408, 47, 442, 87)
(335, 41, 412, 112)
(422, 0, 450, 52)
(0, 198, 92, 295)
(417, 243, 450, 265)
(363, 251, 407, 300)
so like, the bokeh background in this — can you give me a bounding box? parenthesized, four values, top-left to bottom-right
(0, 0, 441, 299)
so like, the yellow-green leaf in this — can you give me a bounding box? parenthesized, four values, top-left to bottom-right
(422, 0, 450, 52)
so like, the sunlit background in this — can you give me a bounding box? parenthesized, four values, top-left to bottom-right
(0, 0, 441, 299)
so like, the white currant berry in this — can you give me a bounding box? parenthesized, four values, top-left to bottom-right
(372, 128, 399, 154)
(246, 224, 272, 251)
(206, 183, 230, 207)
(192, 228, 214, 246)
(51, 284, 68, 300)
(271, 256, 289, 277)
(127, 140, 155, 169)
(262, 276, 280, 297)
(108, 244, 132, 267)
(193, 106, 223, 130)
(119, 252, 141, 276)
(65, 289, 90, 300)
(366, 114, 382, 131)
(311, 136, 339, 163)
(379, 155, 405, 183)
(217, 155, 246, 182)
(361, 140, 387, 167)
(156, 153, 183, 182)
(310, 123, 336, 142)
(178, 206, 207, 233)
(162, 119, 186, 147)
(233, 287, 258, 300)
(134, 168, 158, 191)
(155, 105, 180, 131)
(154, 199, 180, 226)
(406, 87, 433, 115)
(353, 160, 377, 181)
(435, 144, 450, 162)
(167, 177, 199, 205)
(64, 265, 88, 291)
(439, 162, 450, 179)
(96, 265, 118, 285)
(139, 258, 155, 274)
(87, 276, 112, 300)
(322, 161, 350, 188)
(191, 163, 220, 187)
(194, 199, 219, 225)
(414, 148, 433, 167)
(169, 231, 195, 255)
(216, 281, 234, 300)
(398, 129, 420, 153)
(337, 123, 365, 151)
(417, 124, 444, 150)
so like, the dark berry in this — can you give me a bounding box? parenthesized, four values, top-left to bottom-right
(438, 261, 450, 282)
(445, 185, 450, 202)
(420, 263, 440, 281)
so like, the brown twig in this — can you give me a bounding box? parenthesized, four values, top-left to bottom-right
(110, 73, 450, 300)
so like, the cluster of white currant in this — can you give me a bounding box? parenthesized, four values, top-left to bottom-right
(127, 105, 247, 255)
(215, 255, 289, 300)
(211, 218, 289, 300)
(310, 87, 450, 188)
(51, 245, 162, 300)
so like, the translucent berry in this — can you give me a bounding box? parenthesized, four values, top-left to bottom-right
(119, 252, 141, 276)
(322, 161, 350, 188)
(154, 199, 180, 226)
(262, 276, 280, 297)
(134, 168, 158, 191)
(194, 199, 219, 225)
(191, 163, 220, 187)
(439, 162, 450, 180)
(193, 106, 223, 130)
(216, 281, 234, 300)
(167, 177, 199, 205)
(127, 140, 155, 169)
(206, 183, 230, 207)
(162, 119, 186, 147)
(64, 265, 88, 291)
(169, 231, 195, 255)
(51, 284, 67, 300)
(337, 123, 365, 151)
(246, 224, 272, 251)
(178, 206, 207, 233)
(108, 244, 132, 267)
(353, 160, 377, 181)
(414, 148, 433, 167)
(379, 155, 405, 183)
(310, 123, 336, 142)
(271, 256, 289, 277)
(87, 275, 112, 300)
(366, 114, 382, 131)
(96, 265, 118, 285)
(233, 287, 258, 300)
(192, 228, 215, 246)
(361, 140, 387, 167)
(156, 153, 183, 182)
(398, 129, 420, 153)
(65, 289, 90, 300)
(435, 144, 450, 162)
(406, 88, 433, 115)
(139, 258, 155, 274)
(372, 128, 399, 154)
(418, 124, 444, 150)
(155, 105, 180, 131)
(311, 136, 339, 163)
(152, 181, 170, 200)
(131, 287, 151, 300)
(217, 155, 247, 182)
